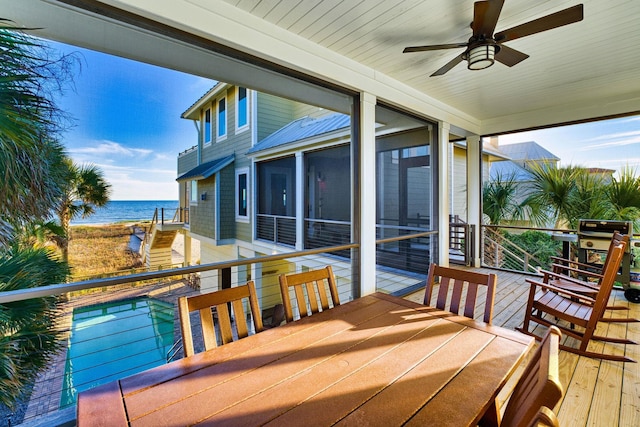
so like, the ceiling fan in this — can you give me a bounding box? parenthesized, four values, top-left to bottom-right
(403, 1, 584, 76)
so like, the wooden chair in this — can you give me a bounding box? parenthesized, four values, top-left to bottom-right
(178, 281, 264, 357)
(540, 232, 628, 299)
(539, 232, 637, 324)
(517, 239, 637, 362)
(423, 263, 497, 324)
(279, 265, 340, 322)
(527, 407, 560, 427)
(497, 326, 563, 427)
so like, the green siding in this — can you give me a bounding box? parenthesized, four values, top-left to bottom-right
(256, 93, 296, 141)
(189, 176, 216, 239)
(177, 149, 198, 176)
(219, 166, 235, 240)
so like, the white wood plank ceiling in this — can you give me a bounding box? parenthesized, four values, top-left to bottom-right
(219, 0, 640, 133)
(2, 0, 638, 136)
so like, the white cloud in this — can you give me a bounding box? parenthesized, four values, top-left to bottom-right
(584, 130, 640, 142)
(579, 135, 640, 151)
(68, 140, 153, 157)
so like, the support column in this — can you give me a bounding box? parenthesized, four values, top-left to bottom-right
(466, 135, 482, 267)
(438, 121, 450, 266)
(359, 92, 377, 296)
(295, 152, 304, 251)
(183, 232, 192, 266)
(200, 268, 220, 294)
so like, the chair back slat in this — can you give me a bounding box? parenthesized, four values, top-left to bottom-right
(178, 281, 264, 357)
(424, 263, 497, 324)
(279, 265, 340, 322)
(500, 326, 563, 427)
(586, 242, 625, 331)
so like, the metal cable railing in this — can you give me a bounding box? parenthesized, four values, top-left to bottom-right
(3, 231, 437, 425)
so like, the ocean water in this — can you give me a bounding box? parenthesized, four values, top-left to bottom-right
(70, 200, 179, 225)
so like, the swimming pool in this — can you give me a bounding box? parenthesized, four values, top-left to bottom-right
(60, 297, 174, 408)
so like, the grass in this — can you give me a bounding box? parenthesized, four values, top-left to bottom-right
(68, 224, 144, 279)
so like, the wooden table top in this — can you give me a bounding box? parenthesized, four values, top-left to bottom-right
(77, 292, 534, 427)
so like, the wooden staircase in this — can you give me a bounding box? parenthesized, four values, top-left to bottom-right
(141, 208, 184, 269)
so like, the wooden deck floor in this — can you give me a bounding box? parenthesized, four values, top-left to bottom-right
(404, 267, 639, 427)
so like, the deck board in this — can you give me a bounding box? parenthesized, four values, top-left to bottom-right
(404, 266, 640, 427)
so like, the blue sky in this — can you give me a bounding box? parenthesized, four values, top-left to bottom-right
(48, 42, 638, 200)
(49, 41, 215, 200)
(499, 116, 640, 172)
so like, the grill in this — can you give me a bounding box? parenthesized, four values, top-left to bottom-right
(577, 219, 633, 293)
(577, 219, 633, 251)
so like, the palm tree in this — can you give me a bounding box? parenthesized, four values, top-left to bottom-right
(522, 163, 590, 228)
(606, 166, 640, 227)
(55, 159, 111, 262)
(482, 172, 521, 225)
(0, 245, 69, 408)
(482, 172, 547, 226)
(0, 22, 76, 410)
(0, 20, 76, 248)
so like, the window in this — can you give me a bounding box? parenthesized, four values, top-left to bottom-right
(190, 180, 198, 204)
(203, 108, 211, 145)
(236, 87, 248, 131)
(256, 157, 296, 246)
(305, 145, 351, 249)
(236, 168, 249, 221)
(217, 97, 227, 140)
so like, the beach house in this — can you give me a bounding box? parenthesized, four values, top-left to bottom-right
(4, 2, 640, 426)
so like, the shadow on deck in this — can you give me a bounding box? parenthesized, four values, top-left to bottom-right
(405, 266, 639, 427)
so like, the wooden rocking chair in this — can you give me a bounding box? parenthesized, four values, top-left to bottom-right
(538, 232, 637, 323)
(517, 238, 637, 363)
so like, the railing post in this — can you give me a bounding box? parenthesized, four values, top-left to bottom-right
(273, 216, 278, 243)
(161, 208, 165, 224)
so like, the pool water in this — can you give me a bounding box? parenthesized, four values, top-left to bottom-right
(60, 297, 174, 408)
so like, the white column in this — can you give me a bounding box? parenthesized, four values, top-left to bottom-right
(359, 92, 377, 296)
(466, 135, 482, 267)
(184, 232, 192, 265)
(438, 121, 450, 266)
(200, 268, 220, 294)
(295, 152, 304, 251)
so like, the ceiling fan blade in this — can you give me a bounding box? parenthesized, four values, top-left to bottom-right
(430, 55, 464, 77)
(473, 0, 505, 37)
(495, 45, 529, 66)
(403, 43, 467, 53)
(494, 4, 584, 43)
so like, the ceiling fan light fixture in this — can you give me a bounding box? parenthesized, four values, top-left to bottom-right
(467, 44, 496, 70)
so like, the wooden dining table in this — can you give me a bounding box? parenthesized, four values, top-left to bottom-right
(77, 292, 534, 426)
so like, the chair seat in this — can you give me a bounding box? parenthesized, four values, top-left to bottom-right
(548, 278, 598, 295)
(533, 291, 592, 328)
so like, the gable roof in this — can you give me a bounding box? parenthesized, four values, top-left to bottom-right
(247, 113, 350, 155)
(499, 141, 560, 162)
(176, 154, 235, 181)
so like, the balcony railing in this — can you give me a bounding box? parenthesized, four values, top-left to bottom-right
(256, 213, 296, 246)
(481, 224, 574, 274)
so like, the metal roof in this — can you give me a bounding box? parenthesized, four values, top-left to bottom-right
(247, 113, 350, 155)
(498, 141, 560, 162)
(176, 154, 235, 181)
